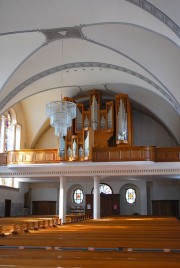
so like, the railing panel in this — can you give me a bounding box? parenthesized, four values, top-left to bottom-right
(7, 149, 60, 165)
(0, 153, 7, 165)
(0, 147, 179, 165)
(155, 147, 180, 162)
(92, 146, 156, 162)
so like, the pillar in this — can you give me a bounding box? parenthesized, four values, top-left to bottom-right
(59, 176, 66, 224)
(93, 176, 100, 219)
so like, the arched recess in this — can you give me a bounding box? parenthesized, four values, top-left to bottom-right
(0, 107, 21, 152)
(120, 183, 141, 215)
(67, 184, 85, 215)
(30, 118, 50, 149)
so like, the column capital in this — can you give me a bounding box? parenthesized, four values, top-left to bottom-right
(59, 176, 66, 180)
(93, 175, 100, 181)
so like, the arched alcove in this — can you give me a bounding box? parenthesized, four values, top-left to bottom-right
(67, 184, 85, 214)
(120, 183, 141, 215)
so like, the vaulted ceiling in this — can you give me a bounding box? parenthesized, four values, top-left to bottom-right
(0, 0, 179, 145)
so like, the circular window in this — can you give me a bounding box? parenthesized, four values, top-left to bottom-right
(126, 188, 136, 204)
(73, 188, 83, 204)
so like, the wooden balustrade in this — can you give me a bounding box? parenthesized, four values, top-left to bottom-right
(0, 147, 179, 166)
(92, 146, 156, 162)
(0, 153, 7, 165)
(7, 149, 60, 164)
(155, 147, 180, 162)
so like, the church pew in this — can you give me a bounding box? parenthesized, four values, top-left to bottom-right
(0, 216, 179, 267)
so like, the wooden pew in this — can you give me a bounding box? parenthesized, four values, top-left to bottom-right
(0, 216, 179, 267)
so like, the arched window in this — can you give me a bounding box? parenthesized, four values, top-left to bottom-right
(73, 188, 83, 204)
(92, 183, 113, 194)
(5, 111, 14, 151)
(125, 188, 136, 204)
(0, 178, 19, 189)
(0, 109, 21, 152)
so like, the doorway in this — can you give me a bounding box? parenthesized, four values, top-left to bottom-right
(4, 199, 11, 217)
(32, 201, 56, 215)
(85, 194, 120, 218)
(152, 200, 179, 218)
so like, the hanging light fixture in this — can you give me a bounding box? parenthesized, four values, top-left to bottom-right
(46, 98, 76, 138)
(46, 38, 77, 138)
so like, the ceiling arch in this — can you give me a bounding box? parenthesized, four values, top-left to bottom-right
(0, 0, 179, 145)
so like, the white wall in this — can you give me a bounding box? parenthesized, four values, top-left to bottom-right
(0, 182, 29, 216)
(30, 182, 59, 201)
(151, 181, 180, 200)
(30, 179, 148, 215)
(29, 179, 180, 217)
(36, 127, 59, 149)
(133, 109, 177, 146)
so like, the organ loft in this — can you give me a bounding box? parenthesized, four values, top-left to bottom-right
(57, 90, 132, 161)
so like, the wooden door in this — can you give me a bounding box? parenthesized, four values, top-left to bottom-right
(111, 194, 120, 216)
(152, 200, 179, 218)
(4, 199, 11, 217)
(85, 194, 93, 217)
(85, 194, 120, 218)
(100, 194, 111, 217)
(32, 201, 56, 215)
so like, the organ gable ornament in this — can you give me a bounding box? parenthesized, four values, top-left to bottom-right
(47, 90, 132, 161)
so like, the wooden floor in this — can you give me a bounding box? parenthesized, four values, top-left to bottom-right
(0, 216, 180, 267)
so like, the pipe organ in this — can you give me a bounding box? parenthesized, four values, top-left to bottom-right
(58, 90, 132, 161)
(115, 94, 132, 146)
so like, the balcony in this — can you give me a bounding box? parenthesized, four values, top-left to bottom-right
(0, 146, 179, 166)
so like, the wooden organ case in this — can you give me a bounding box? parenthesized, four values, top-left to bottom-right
(58, 90, 132, 161)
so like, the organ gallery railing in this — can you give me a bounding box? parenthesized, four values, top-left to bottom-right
(92, 146, 155, 162)
(0, 147, 179, 165)
(6, 149, 60, 165)
(155, 147, 180, 162)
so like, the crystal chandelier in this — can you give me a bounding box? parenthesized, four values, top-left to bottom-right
(46, 98, 77, 137)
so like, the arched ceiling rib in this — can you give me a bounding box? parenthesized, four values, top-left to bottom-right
(126, 0, 180, 38)
(1, 26, 179, 114)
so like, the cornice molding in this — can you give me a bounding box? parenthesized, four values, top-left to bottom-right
(0, 162, 179, 179)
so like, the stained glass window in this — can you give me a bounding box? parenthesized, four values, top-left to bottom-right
(92, 183, 113, 194)
(5, 112, 14, 151)
(0, 109, 20, 153)
(73, 188, 83, 204)
(126, 188, 136, 204)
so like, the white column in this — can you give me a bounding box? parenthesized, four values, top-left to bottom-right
(59, 176, 66, 224)
(0, 115, 6, 153)
(93, 176, 100, 219)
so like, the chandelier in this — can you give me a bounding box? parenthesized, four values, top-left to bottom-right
(46, 98, 77, 138)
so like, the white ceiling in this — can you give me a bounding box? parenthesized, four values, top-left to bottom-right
(0, 0, 179, 145)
